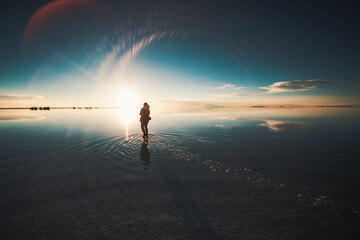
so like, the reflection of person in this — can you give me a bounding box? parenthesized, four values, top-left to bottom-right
(140, 102, 151, 137)
(140, 141, 151, 170)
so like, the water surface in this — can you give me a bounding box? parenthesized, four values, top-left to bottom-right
(1, 108, 359, 239)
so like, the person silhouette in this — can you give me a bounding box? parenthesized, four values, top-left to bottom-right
(140, 102, 151, 137)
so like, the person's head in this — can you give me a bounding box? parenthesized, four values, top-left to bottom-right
(143, 102, 149, 108)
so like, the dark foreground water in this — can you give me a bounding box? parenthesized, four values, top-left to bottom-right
(1, 108, 359, 239)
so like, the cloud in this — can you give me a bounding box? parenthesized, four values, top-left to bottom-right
(211, 79, 330, 97)
(158, 100, 226, 113)
(259, 79, 329, 95)
(95, 31, 169, 83)
(210, 93, 242, 98)
(0, 94, 44, 101)
(215, 84, 244, 90)
(210, 79, 328, 98)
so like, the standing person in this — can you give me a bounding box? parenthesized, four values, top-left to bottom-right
(140, 102, 151, 137)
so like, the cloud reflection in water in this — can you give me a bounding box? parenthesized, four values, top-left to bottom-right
(210, 116, 312, 132)
(258, 119, 312, 132)
(0, 111, 46, 122)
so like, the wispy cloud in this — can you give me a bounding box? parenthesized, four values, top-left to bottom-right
(0, 94, 43, 101)
(209, 116, 242, 121)
(210, 93, 242, 98)
(211, 79, 330, 98)
(259, 79, 329, 95)
(96, 32, 169, 83)
(215, 84, 244, 90)
(158, 100, 226, 113)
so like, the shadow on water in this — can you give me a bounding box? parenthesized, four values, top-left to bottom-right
(148, 135, 221, 239)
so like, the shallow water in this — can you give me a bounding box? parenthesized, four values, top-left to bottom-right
(0, 108, 359, 239)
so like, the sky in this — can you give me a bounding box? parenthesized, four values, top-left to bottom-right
(0, 0, 359, 110)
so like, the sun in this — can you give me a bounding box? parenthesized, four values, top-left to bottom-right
(116, 89, 137, 108)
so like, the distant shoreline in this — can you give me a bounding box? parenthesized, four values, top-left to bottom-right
(0, 105, 357, 110)
(316, 105, 354, 108)
(0, 107, 122, 110)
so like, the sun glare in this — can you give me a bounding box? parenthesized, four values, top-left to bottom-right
(115, 89, 138, 140)
(116, 89, 137, 108)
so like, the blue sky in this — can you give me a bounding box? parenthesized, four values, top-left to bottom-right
(0, 0, 359, 108)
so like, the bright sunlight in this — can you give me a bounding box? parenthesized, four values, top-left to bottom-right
(116, 89, 139, 140)
(116, 89, 138, 108)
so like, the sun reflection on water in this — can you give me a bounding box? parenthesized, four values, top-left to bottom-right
(117, 107, 138, 140)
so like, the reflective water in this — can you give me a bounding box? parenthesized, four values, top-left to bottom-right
(0, 108, 359, 239)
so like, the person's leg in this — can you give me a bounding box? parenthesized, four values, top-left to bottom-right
(145, 122, 148, 136)
(141, 122, 146, 136)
